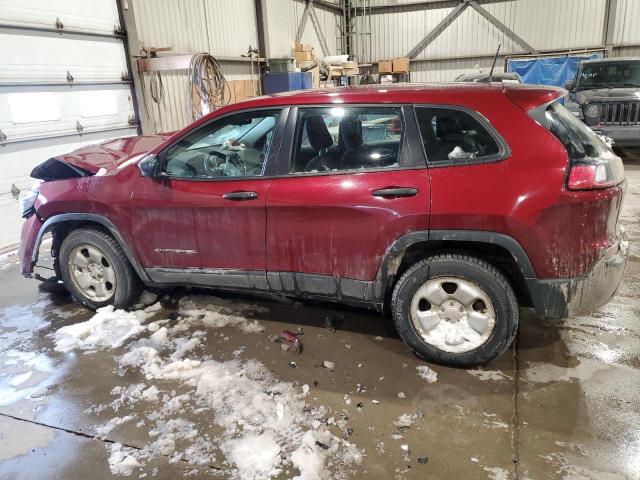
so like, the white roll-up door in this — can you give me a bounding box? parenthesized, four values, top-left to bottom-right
(0, 0, 138, 249)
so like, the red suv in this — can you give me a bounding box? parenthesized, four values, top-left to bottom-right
(18, 83, 628, 367)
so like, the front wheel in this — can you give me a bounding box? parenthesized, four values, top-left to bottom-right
(391, 253, 519, 367)
(59, 228, 142, 310)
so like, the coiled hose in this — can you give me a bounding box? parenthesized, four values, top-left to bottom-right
(187, 53, 231, 120)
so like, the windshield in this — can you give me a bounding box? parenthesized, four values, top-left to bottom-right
(577, 62, 640, 88)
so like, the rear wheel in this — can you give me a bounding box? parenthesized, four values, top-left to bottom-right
(59, 228, 142, 310)
(391, 253, 519, 367)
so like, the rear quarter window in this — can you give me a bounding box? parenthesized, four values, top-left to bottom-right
(536, 102, 612, 160)
(415, 106, 504, 164)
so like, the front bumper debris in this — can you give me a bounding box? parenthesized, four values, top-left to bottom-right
(18, 214, 43, 277)
(526, 229, 629, 319)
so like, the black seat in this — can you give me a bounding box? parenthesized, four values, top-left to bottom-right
(340, 118, 396, 169)
(304, 115, 339, 172)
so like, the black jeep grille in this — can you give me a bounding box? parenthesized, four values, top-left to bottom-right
(599, 101, 640, 126)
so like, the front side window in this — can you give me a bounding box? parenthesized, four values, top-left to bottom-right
(289, 106, 404, 174)
(415, 107, 501, 163)
(163, 110, 280, 179)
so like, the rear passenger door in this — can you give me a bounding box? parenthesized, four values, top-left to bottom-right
(265, 105, 430, 300)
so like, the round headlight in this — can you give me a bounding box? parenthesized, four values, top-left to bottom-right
(585, 103, 600, 117)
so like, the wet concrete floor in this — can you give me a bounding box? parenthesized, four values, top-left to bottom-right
(0, 167, 639, 479)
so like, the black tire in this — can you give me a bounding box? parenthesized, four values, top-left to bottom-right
(59, 228, 142, 310)
(391, 253, 519, 367)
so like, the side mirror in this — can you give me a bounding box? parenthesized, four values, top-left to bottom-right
(564, 80, 575, 91)
(138, 154, 160, 177)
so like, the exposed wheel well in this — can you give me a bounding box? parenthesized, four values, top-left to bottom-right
(383, 240, 531, 310)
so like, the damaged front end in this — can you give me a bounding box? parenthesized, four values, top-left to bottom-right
(18, 158, 95, 279)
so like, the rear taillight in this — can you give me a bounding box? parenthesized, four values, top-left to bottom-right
(567, 156, 625, 191)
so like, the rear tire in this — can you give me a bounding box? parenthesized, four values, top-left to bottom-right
(391, 253, 519, 367)
(59, 228, 142, 310)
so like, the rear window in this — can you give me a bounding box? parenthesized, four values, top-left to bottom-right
(539, 102, 611, 160)
(415, 107, 502, 163)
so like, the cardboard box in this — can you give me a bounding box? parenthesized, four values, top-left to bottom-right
(343, 67, 360, 76)
(294, 50, 315, 62)
(329, 66, 343, 78)
(295, 43, 314, 52)
(342, 60, 358, 69)
(378, 60, 392, 74)
(392, 57, 410, 73)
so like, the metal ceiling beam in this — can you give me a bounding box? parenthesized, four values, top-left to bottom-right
(295, 0, 331, 57)
(295, 1, 313, 44)
(467, 0, 537, 54)
(254, 0, 270, 57)
(309, 2, 331, 56)
(602, 0, 618, 55)
(293, 0, 342, 15)
(407, 1, 468, 59)
(352, 0, 511, 15)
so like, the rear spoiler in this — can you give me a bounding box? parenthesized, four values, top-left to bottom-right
(504, 85, 565, 112)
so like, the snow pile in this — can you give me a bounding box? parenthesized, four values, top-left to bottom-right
(178, 295, 267, 334)
(416, 365, 438, 383)
(109, 443, 141, 476)
(55, 294, 361, 479)
(53, 305, 159, 352)
(113, 341, 362, 478)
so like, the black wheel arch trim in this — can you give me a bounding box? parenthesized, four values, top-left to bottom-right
(31, 213, 151, 282)
(372, 229, 537, 300)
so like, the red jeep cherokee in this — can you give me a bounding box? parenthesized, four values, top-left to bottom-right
(18, 83, 628, 367)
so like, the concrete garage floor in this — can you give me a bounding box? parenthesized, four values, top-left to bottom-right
(0, 169, 639, 480)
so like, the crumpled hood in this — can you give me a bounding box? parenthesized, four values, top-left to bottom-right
(52, 134, 170, 174)
(577, 87, 640, 103)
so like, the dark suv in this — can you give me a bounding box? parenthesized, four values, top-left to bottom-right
(565, 57, 640, 148)
(18, 83, 628, 367)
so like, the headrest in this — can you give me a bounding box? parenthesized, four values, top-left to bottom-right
(339, 118, 363, 149)
(305, 115, 333, 151)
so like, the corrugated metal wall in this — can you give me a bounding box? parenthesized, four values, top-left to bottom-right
(266, 0, 341, 57)
(132, 0, 260, 132)
(362, 0, 640, 83)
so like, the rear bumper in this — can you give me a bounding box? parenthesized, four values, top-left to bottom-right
(591, 125, 640, 147)
(526, 229, 629, 319)
(18, 214, 43, 277)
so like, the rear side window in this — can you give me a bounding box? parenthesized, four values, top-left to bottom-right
(289, 106, 404, 174)
(415, 107, 502, 163)
(539, 102, 611, 160)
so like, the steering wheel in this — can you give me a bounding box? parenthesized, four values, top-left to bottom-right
(203, 151, 247, 177)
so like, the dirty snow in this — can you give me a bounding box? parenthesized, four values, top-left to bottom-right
(52, 305, 158, 353)
(482, 466, 511, 480)
(54, 294, 360, 479)
(416, 365, 438, 383)
(466, 369, 511, 381)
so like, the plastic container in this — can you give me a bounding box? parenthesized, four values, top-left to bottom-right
(262, 72, 312, 94)
(268, 58, 295, 73)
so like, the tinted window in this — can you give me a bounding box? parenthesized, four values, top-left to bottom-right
(415, 107, 501, 163)
(290, 107, 404, 174)
(541, 102, 611, 160)
(578, 62, 640, 88)
(163, 110, 280, 179)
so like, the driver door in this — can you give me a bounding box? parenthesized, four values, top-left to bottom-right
(130, 108, 285, 284)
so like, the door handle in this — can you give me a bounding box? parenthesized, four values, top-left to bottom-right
(222, 191, 259, 201)
(372, 187, 418, 198)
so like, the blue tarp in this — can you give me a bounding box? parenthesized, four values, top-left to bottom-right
(507, 54, 602, 87)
